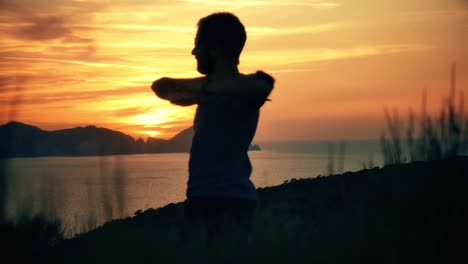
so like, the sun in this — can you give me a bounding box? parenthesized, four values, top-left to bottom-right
(147, 131, 159, 137)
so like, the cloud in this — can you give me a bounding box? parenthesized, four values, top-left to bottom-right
(11, 15, 71, 41)
(248, 23, 349, 37)
(244, 44, 434, 67)
(0, 56, 152, 70)
(1, 14, 98, 58)
(181, 0, 340, 8)
(0, 82, 150, 106)
(0, 75, 29, 93)
(0, 77, 14, 93)
(61, 34, 95, 44)
(0, 0, 100, 62)
(395, 8, 468, 22)
(0, 0, 105, 17)
(112, 105, 154, 118)
(76, 23, 195, 33)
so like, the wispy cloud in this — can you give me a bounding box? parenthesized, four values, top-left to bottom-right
(2, 56, 154, 70)
(244, 44, 434, 66)
(394, 8, 468, 21)
(181, 0, 340, 8)
(10, 15, 72, 41)
(73, 22, 346, 38)
(79, 24, 195, 32)
(248, 23, 350, 36)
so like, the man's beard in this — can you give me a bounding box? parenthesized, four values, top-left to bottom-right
(196, 56, 214, 75)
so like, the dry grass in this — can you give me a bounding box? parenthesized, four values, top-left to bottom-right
(381, 62, 467, 165)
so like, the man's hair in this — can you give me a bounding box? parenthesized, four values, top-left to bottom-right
(197, 12, 246, 64)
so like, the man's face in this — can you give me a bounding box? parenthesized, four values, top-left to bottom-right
(191, 29, 216, 75)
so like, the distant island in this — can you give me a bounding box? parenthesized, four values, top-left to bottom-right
(0, 121, 261, 158)
(249, 144, 261, 151)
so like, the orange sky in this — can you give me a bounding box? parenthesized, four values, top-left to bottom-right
(0, 0, 467, 141)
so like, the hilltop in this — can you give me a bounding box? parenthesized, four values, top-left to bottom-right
(44, 156, 468, 264)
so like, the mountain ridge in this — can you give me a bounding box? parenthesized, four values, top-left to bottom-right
(0, 121, 260, 158)
(0, 121, 191, 157)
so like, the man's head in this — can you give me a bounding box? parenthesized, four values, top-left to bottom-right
(192, 12, 246, 75)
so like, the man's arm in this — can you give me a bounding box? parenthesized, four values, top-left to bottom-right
(151, 77, 205, 106)
(151, 71, 274, 105)
(205, 71, 274, 101)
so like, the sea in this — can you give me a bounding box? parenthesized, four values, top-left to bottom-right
(3, 140, 382, 237)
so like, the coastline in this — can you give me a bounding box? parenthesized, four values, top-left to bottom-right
(45, 156, 468, 263)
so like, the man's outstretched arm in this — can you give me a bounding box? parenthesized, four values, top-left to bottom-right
(151, 77, 205, 106)
(205, 71, 274, 101)
(151, 71, 274, 106)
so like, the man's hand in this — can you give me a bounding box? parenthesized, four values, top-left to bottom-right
(151, 77, 176, 100)
(151, 77, 200, 106)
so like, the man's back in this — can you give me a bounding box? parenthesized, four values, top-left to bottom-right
(188, 93, 261, 200)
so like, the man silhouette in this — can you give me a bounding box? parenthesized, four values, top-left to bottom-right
(151, 12, 274, 238)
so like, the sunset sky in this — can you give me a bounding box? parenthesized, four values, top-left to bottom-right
(0, 0, 467, 141)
